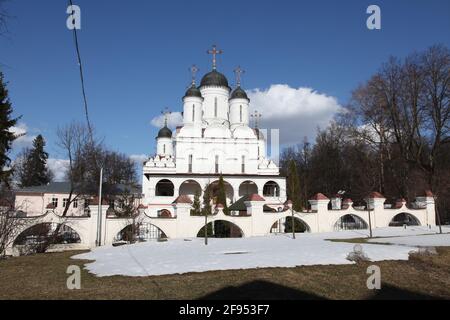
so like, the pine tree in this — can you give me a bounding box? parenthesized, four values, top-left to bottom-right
(202, 184, 212, 216)
(191, 190, 202, 215)
(216, 175, 229, 214)
(0, 72, 20, 187)
(18, 135, 52, 187)
(287, 159, 302, 211)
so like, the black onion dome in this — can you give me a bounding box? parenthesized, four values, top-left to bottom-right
(230, 86, 249, 100)
(183, 84, 202, 99)
(157, 126, 172, 139)
(200, 70, 229, 88)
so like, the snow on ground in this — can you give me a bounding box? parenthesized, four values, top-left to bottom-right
(72, 226, 450, 277)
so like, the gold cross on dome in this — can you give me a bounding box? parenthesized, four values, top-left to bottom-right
(234, 66, 245, 87)
(161, 107, 171, 127)
(251, 110, 262, 129)
(207, 45, 223, 70)
(189, 64, 199, 85)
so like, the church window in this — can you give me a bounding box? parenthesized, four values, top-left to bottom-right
(52, 198, 58, 208)
(214, 97, 218, 117)
(240, 105, 243, 123)
(192, 105, 195, 122)
(155, 179, 175, 197)
(188, 155, 193, 173)
(215, 155, 219, 174)
(163, 144, 166, 154)
(241, 155, 245, 173)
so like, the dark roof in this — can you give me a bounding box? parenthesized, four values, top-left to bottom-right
(200, 70, 229, 88)
(229, 194, 265, 211)
(157, 125, 172, 139)
(183, 84, 202, 99)
(230, 86, 249, 100)
(16, 182, 142, 196)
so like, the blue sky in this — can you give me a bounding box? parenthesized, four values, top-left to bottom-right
(1, 0, 450, 165)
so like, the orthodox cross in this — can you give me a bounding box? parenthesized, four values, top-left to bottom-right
(189, 64, 199, 86)
(234, 66, 245, 87)
(161, 107, 171, 127)
(207, 45, 223, 70)
(251, 110, 262, 129)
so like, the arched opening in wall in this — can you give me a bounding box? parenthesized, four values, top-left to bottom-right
(158, 209, 172, 218)
(334, 214, 368, 231)
(239, 181, 258, 197)
(179, 180, 202, 200)
(116, 223, 167, 242)
(263, 181, 280, 197)
(155, 179, 175, 196)
(389, 213, 421, 227)
(197, 220, 244, 238)
(210, 180, 234, 204)
(14, 223, 81, 254)
(270, 217, 310, 234)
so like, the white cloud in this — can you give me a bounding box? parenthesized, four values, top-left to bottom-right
(47, 158, 69, 182)
(150, 112, 183, 129)
(10, 122, 36, 150)
(247, 84, 344, 145)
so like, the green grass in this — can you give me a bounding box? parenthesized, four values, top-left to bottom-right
(1, 247, 450, 300)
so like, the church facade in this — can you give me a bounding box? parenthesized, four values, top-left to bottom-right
(142, 47, 287, 219)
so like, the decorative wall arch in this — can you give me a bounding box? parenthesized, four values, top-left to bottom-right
(196, 220, 244, 238)
(389, 212, 421, 226)
(115, 223, 167, 242)
(13, 222, 82, 246)
(270, 216, 311, 234)
(334, 214, 368, 231)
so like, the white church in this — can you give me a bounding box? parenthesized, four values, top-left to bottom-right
(7, 47, 436, 252)
(142, 45, 287, 218)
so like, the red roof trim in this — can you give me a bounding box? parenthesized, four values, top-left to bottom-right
(310, 193, 329, 200)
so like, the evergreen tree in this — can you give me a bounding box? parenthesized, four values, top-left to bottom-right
(202, 184, 212, 216)
(0, 72, 20, 187)
(287, 159, 302, 211)
(18, 135, 52, 187)
(216, 175, 229, 214)
(191, 190, 202, 215)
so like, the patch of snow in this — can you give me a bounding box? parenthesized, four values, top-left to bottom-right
(71, 227, 450, 277)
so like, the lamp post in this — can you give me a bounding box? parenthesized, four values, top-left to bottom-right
(96, 167, 103, 246)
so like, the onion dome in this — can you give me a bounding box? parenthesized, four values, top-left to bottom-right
(183, 84, 202, 99)
(200, 70, 229, 88)
(157, 125, 172, 139)
(230, 86, 249, 100)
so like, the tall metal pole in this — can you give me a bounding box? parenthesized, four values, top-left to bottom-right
(96, 167, 103, 246)
(367, 201, 373, 238)
(291, 207, 296, 239)
(204, 212, 208, 246)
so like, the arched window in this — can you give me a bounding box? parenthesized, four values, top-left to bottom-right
(241, 155, 245, 173)
(215, 155, 219, 174)
(263, 181, 280, 197)
(188, 155, 193, 173)
(240, 105, 243, 123)
(155, 179, 175, 197)
(214, 97, 218, 117)
(163, 144, 166, 154)
(192, 104, 195, 122)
